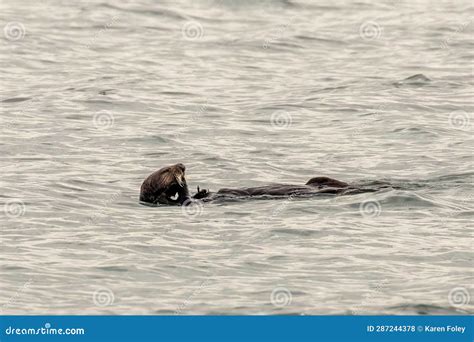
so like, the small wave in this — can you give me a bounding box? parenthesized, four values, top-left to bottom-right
(2, 97, 32, 103)
(393, 74, 431, 87)
(55, 182, 87, 192)
(98, 89, 116, 95)
(100, 3, 186, 21)
(271, 228, 325, 237)
(426, 172, 474, 183)
(386, 304, 470, 315)
(96, 266, 129, 272)
(159, 91, 198, 97)
(390, 126, 440, 137)
(154, 309, 178, 315)
(353, 191, 462, 210)
(380, 193, 440, 208)
(294, 35, 346, 46)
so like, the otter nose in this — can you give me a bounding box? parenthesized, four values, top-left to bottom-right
(176, 174, 185, 187)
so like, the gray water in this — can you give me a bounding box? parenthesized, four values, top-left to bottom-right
(1, 0, 473, 315)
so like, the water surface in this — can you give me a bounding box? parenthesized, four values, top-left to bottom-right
(1, 0, 473, 314)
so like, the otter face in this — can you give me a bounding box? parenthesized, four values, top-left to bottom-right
(140, 163, 191, 205)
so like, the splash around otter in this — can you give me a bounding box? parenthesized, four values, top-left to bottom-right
(139, 163, 382, 206)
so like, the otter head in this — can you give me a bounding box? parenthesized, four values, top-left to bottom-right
(140, 163, 191, 205)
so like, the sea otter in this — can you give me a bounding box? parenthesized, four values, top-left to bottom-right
(140, 163, 191, 205)
(139, 163, 369, 206)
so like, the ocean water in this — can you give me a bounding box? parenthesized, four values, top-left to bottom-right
(1, 0, 473, 315)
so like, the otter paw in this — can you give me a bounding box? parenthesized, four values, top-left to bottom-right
(193, 187, 210, 199)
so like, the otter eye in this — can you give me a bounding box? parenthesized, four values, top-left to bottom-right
(170, 192, 179, 201)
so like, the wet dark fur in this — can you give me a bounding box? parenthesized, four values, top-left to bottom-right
(140, 163, 191, 205)
(193, 177, 365, 201)
(139, 164, 370, 206)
